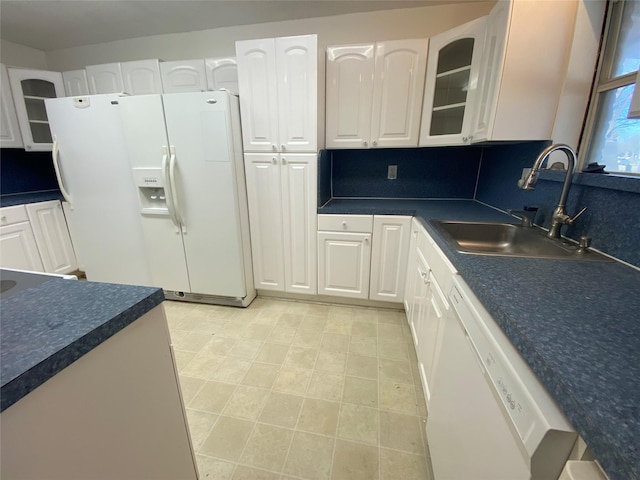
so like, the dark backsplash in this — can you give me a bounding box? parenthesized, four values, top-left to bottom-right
(1, 149, 59, 196)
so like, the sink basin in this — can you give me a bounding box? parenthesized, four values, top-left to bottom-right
(430, 220, 613, 262)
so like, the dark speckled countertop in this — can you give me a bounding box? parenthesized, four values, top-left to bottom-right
(0, 271, 164, 412)
(319, 198, 640, 480)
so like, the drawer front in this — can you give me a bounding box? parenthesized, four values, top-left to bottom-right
(0, 205, 29, 226)
(318, 214, 373, 233)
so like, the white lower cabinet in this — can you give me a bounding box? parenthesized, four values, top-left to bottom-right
(0, 202, 77, 274)
(317, 214, 411, 302)
(318, 231, 371, 299)
(404, 218, 456, 407)
(26, 200, 77, 274)
(244, 153, 317, 294)
(0, 207, 44, 272)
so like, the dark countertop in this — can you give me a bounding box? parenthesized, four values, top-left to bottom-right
(0, 270, 164, 412)
(319, 198, 640, 480)
(0, 190, 64, 208)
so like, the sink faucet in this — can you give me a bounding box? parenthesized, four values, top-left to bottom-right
(518, 143, 586, 239)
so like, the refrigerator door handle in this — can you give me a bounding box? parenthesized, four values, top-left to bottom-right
(169, 146, 186, 234)
(161, 148, 180, 233)
(52, 138, 74, 207)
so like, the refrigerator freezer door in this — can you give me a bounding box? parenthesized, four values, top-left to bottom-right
(44, 95, 152, 286)
(162, 92, 247, 298)
(118, 95, 191, 293)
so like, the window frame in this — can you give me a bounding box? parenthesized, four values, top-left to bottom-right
(578, 0, 640, 176)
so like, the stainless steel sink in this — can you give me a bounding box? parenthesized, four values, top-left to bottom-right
(430, 220, 613, 262)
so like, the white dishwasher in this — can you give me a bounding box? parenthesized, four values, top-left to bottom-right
(427, 276, 577, 480)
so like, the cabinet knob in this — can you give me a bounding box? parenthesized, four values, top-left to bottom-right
(342, 221, 347, 229)
(372, 141, 378, 147)
(363, 141, 368, 147)
(462, 136, 469, 143)
(272, 145, 277, 152)
(272, 157, 277, 164)
(1, 216, 6, 223)
(281, 144, 286, 151)
(364, 237, 369, 244)
(282, 157, 287, 164)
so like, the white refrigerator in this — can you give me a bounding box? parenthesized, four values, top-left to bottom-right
(118, 92, 255, 306)
(45, 94, 153, 286)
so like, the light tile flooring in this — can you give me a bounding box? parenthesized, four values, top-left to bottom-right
(164, 297, 433, 480)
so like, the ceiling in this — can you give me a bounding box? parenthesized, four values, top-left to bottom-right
(0, 0, 459, 52)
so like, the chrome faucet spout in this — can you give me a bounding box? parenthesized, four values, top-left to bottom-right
(518, 144, 583, 239)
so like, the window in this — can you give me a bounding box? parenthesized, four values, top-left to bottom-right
(581, 0, 640, 176)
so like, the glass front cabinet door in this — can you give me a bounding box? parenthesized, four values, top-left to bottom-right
(8, 68, 65, 151)
(419, 17, 486, 146)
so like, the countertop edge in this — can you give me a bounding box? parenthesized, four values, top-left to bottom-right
(0, 288, 164, 412)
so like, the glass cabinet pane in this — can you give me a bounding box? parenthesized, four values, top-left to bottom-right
(437, 38, 474, 74)
(21, 79, 57, 98)
(25, 98, 49, 122)
(434, 69, 471, 108)
(610, 0, 640, 78)
(430, 106, 465, 135)
(29, 122, 53, 144)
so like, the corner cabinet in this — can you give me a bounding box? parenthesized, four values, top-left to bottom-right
(419, 16, 486, 146)
(8, 68, 64, 151)
(326, 39, 428, 149)
(0, 64, 23, 148)
(236, 34, 318, 153)
(244, 153, 317, 295)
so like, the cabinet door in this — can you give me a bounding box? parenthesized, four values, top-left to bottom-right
(205, 57, 239, 94)
(371, 39, 428, 148)
(26, 201, 77, 274)
(318, 231, 371, 299)
(0, 64, 23, 148)
(244, 153, 285, 291)
(325, 44, 375, 149)
(419, 17, 486, 146)
(8, 68, 64, 151)
(86, 63, 124, 94)
(407, 250, 429, 349)
(0, 221, 44, 272)
(236, 38, 280, 152)
(281, 154, 317, 294)
(275, 35, 317, 153)
(471, 2, 509, 143)
(419, 273, 448, 405)
(370, 215, 411, 302)
(160, 60, 207, 93)
(121, 60, 162, 95)
(62, 70, 90, 96)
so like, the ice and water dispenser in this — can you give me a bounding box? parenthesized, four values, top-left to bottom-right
(132, 168, 169, 215)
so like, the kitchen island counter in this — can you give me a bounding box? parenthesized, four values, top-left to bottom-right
(319, 198, 640, 480)
(0, 272, 164, 411)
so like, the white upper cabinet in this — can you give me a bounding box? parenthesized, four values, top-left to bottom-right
(325, 44, 375, 149)
(236, 34, 317, 153)
(205, 57, 238, 94)
(8, 68, 64, 151)
(86, 63, 124, 94)
(0, 64, 23, 148)
(326, 39, 428, 149)
(62, 70, 89, 96)
(160, 59, 207, 93)
(121, 59, 163, 95)
(470, 0, 578, 142)
(371, 40, 429, 148)
(419, 16, 486, 146)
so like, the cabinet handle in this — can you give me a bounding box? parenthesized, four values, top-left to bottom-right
(363, 141, 368, 147)
(342, 221, 347, 229)
(281, 144, 286, 151)
(272, 145, 277, 152)
(282, 157, 287, 164)
(364, 237, 369, 244)
(462, 136, 469, 143)
(372, 141, 378, 147)
(272, 157, 277, 164)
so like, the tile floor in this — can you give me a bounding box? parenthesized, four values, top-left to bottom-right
(164, 297, 432, 480)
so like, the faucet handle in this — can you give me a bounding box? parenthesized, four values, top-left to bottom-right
(569, 207, 587, 224)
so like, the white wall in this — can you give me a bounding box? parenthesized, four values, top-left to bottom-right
(45, 3, 495, 71)
(1, 39, 48, 69)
